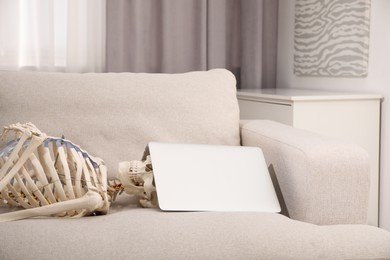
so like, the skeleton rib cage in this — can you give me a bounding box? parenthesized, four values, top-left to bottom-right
(0, 123, 110, 221)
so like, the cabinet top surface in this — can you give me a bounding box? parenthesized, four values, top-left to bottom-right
(237, 88, 383, 102)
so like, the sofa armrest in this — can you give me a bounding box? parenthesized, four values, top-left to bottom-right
(240, 120, 370, 225)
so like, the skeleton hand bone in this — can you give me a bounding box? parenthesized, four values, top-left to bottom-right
(0, 123, 158, 222)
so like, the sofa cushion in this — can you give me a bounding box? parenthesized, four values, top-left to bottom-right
(0, 200, 389, 259)
(0, 69, 240, 178)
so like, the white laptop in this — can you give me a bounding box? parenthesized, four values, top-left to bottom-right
(145, 142, 280, 212)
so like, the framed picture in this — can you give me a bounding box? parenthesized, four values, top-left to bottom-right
(294, 0, 371, 77)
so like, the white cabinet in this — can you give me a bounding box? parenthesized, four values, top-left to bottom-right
(237, 88, 382, 226)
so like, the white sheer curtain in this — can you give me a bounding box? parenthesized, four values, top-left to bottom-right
(0, 0, 105, 72)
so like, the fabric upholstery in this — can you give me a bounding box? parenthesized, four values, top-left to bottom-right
(0, 71, 389, 259)
(0, 199, 389, 260)
(240, 120, 370, 225)
(0, 69, 240, 179)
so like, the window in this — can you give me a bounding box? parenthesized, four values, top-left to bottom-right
(0, 0, 105, 72)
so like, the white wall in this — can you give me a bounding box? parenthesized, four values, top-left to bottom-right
(277, 0, 390, 230)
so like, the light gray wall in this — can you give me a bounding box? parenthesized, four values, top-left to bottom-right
(276, 0, 390, 230)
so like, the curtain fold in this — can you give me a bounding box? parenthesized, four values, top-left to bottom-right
(66, 0, 106, 72)
(107, 0, 207, 73)
(106, 0, 279, 89)
(0, 0, 106, 72)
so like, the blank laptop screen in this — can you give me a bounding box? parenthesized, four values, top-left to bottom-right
(147, 142, 280, 212)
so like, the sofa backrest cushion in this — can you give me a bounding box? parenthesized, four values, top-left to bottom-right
(0, 69, 240, 178)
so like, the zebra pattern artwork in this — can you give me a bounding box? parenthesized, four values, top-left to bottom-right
(294, 0, 371, 77)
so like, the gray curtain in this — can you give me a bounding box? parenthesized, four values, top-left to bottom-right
(106, 0, 278, 89)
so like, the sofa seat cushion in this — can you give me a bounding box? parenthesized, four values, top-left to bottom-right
(1, 200, 389, 259)
(0, 69, 240, 178)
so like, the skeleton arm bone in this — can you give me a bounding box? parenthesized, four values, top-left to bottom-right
(0, 190, 104, 222)
(0, 123, 111, 221)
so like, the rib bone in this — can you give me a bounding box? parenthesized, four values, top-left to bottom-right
(0, 123, 158, 222)
(0, 123, 110, 221)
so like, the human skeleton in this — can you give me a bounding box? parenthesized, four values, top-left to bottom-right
(0, 123, 156, 222)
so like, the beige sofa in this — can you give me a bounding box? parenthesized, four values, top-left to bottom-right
(0, 69, 389, 259)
